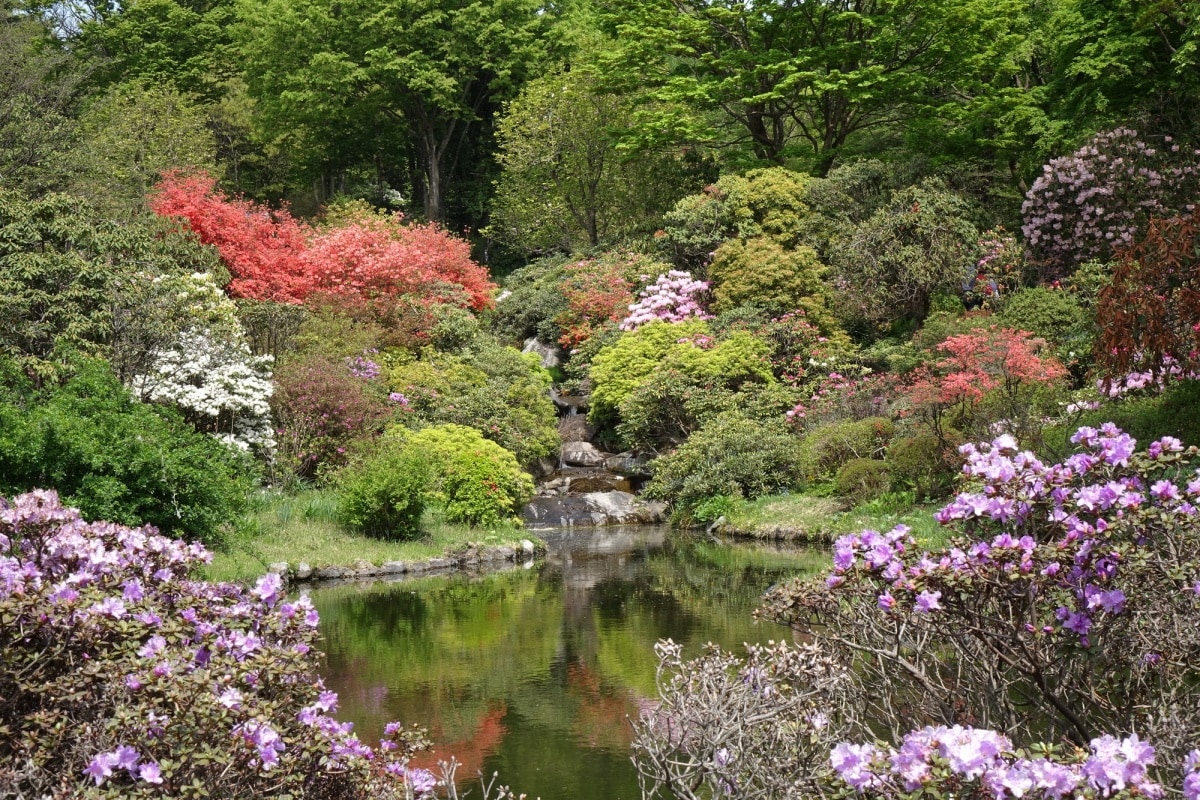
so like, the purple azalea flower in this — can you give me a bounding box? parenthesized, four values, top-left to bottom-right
(139, 761, 163, 784)
(915, 590, 942, 613)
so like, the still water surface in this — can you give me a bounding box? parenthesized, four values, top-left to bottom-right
(311, 527, 826, 799)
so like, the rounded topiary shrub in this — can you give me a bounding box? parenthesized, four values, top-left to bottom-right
(834, 458, 891, 506)
(708, 237, 838, 334)
(998, 286, 1094, 370)
(336, 445, 431, 540)
(393, 424, 534, 526)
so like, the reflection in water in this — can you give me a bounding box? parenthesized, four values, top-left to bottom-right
(312, 528, 826, 800)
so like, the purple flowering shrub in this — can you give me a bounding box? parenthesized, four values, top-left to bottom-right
(830, 728, 1185, 800)
(1021, 128, 1200, 280)
(762, 425, 1200, 778)
(638, 425, 1200, 800)
(0, 490, 436, 798)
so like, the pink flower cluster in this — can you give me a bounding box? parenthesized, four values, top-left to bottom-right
(1099, 355, 1199, 398)
(619, 270, 710, 331)
(832, 727, 1168, 799)
(1022, 128, 1200, 277)
(0, 489, 430, 794)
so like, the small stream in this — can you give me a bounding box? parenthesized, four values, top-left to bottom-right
(311, 527, 827, 799)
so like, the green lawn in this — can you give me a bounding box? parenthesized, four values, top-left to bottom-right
(202, 489, 533, 584)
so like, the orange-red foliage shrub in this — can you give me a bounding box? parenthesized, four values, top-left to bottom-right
(151, 173, 495, 311)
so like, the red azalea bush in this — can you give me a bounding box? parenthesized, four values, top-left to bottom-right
(0, 489, 437, 799)
(553, 254, 636, 350)
(151, 173, 494, 312)
(900, 327, 1066, 442)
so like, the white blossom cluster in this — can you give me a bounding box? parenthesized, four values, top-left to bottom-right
(133, 330, 275, 455)
(130, 273, 275, 456)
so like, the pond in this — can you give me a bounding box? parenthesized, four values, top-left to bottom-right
(311, 527, 827, 799)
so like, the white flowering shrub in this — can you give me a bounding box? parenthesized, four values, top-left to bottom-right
(130, 273, 275, 456)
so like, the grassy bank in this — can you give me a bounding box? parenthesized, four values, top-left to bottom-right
(721, 491, 950, 549)
(202, 489, 532, 584)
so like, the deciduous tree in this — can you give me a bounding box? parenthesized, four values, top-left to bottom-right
(602, 0, 1025, 173)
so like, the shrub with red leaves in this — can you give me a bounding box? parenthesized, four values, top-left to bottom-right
(151, 173, 495, 312)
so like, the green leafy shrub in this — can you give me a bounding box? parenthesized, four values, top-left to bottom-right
(645, 412, 803, 522)
(617, 373, 802, 452)
(490, 255, 570, 344)
(831, 179, 979, 333)
(391, 424, 534, 526)
(692, 494, 742, 525)
(388, 343, 558, 466)
(998, 286, 1094, 376)
(0, 188, 223, 381)
(885, 429, 964, 501)
(426, 302, 483, 352)
(0, 359, 252, 546)
(589, 320, 774, 423)
(708, 237, 839, 332)
(336, 445, 431, 539)
(656, 167, 813, 269)
(834, 457, 891, 506)
(797, 417, 895, 483)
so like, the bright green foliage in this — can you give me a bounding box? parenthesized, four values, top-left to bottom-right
(490, 65, 690, 253)
(1047, 0, 1200, 137)
(644, 412, 803, 520)
(0, 188, 222, 381)
(797, 416, 895, 483)
(77, 0, 239, 101)
(389, 424, 534, 526)
(71, 83, 217, 217)
(588, 320, 774, 422)
(389, 343, 559, 466)
(336, 445, 431, 539)
(834, 458, 891, 506)
(656, 168, 812, 269)
(603, 0, 1025, 171)
(0, 5, 78, 195)
(708, 237, 837, 325)
(617, 373, 801, 452)
(832, 180, 979, 333)
(389, 354, 488, 414)
(0, 359, 253, 546)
